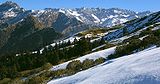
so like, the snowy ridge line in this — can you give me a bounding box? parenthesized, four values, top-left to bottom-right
(48, 46, 160, 84)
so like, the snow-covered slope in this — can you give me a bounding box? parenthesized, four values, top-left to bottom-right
(104, 11, 160, 41)
(50, 46, 116, 71)
(48, 47, 160, 84)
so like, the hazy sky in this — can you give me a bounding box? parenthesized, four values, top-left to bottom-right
(1, 0, 160, 12)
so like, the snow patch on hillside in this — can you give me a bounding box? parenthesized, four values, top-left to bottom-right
(76, 17, 83, 22)
(67, 10, 81, 16)
(3, 11, 17, 18)
(114, 10, 122, 14)
(91, 14, 100, 23)
(59, 9, 65, 13)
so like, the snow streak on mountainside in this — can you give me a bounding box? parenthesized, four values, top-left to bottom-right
(48, 47, 160, 84)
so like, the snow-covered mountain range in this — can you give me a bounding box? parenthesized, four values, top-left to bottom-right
(0, 1, 150, 31)
(57, 8, 150, 27)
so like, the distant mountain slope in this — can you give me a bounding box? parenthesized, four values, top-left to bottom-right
(104, 11, 160, 41)
(58, 8, 150, 27)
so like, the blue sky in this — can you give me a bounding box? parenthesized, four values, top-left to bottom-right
(0, 0, 159, 12)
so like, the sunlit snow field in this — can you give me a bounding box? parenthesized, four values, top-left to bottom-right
(48, 47, 160, 84)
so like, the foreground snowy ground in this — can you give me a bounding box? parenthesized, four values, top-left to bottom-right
(48, 47, 160, 84)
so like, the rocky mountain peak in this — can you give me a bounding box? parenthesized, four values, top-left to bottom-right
(0, 1, 20, 11)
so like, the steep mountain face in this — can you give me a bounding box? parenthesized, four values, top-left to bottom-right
(0, 1, 22, 17)
(31, 8, 59, 28)
(0, 1, 24, 26)
(52, 12, 92, 36)
(0, 15, 61, 55)
(0, 25, 16, 49)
